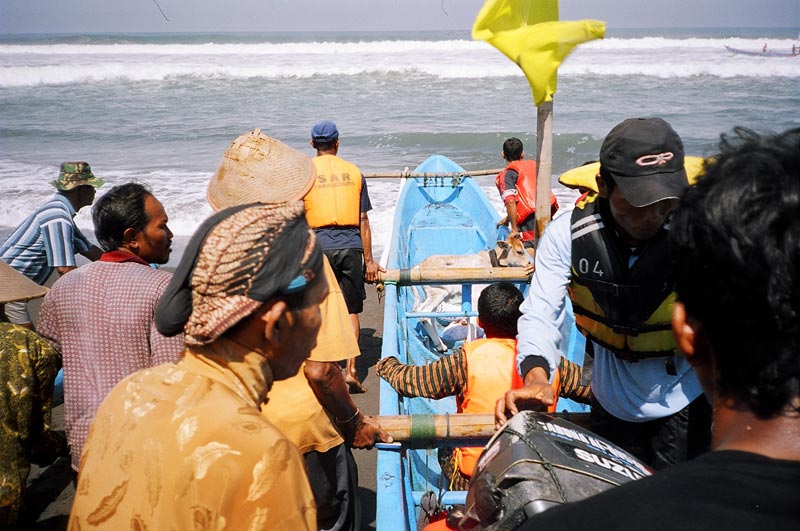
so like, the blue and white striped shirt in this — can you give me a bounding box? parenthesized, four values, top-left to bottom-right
(0, 194, 93, 284)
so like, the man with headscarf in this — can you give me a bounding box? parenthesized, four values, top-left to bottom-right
(68, 202, 325, 530)
(208, 129, 390, 531)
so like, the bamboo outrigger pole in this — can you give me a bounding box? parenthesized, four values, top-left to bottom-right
(378, 412, 591, 448)
(376, 266, 531, 285)
(363, 168, 504, 179)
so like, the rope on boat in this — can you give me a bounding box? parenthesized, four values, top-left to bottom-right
(410, 414, 438, 444)
(363, 168, 504, 179)
(504, 427, 570, 504)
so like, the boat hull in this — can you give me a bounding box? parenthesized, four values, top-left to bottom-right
(725, 45, 799, 57)
(376, 155, 587, 531)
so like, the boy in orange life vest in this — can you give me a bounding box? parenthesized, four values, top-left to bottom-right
(496, 138, 559, 247)
(376, 282, 589, 490)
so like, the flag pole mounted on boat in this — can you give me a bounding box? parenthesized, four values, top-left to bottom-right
(472, 0, 606, 241)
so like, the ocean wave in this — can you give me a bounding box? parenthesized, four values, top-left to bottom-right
(1, 56, 796, 87)
(1, 36, 797, 55)
(0, 39, 485, 56)
(3, 35, 798, 87)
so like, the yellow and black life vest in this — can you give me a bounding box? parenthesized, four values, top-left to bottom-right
(568, 195, 678, 360)
(455, 338, 558, 476)
(305, 154, 362, 228)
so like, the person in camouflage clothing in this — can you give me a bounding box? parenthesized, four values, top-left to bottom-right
(0, 261, 66, 526)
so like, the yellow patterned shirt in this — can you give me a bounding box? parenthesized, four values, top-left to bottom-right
(261, 257, 359, 454)
(68, 337, 316, 530)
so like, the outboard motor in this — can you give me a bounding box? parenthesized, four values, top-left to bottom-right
(458, 411, 651, 530)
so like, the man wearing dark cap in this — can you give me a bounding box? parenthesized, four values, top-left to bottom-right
(306, 120, 384, 393)
(497, 118, 710, 469)
(515, 127, 800, 530)
(0, 162, 104, 327)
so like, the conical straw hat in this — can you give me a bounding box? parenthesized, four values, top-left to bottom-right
(0, 261, 48, 303)
(207, 129, 317, 211)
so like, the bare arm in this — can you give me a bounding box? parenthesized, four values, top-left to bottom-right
(360, 212, 385, 283)
(56, 244, 102, 274)
(55, 265, 77, 276)
(494, 366, 555, 428)
(304, 359, 392, 449)
(505, 199, 520, 239)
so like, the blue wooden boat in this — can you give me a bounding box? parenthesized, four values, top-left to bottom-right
(375, 155, 588, 531)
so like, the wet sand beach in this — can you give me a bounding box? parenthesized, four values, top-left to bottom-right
(20, 281, 385, 530)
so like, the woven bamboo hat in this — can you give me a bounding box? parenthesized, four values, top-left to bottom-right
(207, 129, 317, 212)
(0, 261, 48, 304)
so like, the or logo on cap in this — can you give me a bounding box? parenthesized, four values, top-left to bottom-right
(599, 118, 689, 207)
(635, 152, 675, 167)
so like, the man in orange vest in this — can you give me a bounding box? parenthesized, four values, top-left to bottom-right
(376, 282, 589, 490)
(305, 120, 385, 394)
(495, 138, 559, 248)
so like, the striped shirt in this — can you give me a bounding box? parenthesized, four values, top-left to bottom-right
(0, 194, 93, 284)
(376, 349, 590, 404)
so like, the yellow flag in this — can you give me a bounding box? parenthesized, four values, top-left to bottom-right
(473, 0, 606, 105)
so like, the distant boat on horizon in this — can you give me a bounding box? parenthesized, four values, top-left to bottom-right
(725, 44, 800, 57)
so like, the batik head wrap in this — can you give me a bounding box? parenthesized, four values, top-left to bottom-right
(155, 201, 322, 346)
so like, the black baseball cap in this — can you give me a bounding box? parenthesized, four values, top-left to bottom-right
(600, 118, 688, 207)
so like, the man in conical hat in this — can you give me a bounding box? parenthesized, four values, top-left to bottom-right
(208, 129, 391, 531)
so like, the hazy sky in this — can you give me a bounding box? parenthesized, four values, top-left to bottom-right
(1, 0, 798, 34)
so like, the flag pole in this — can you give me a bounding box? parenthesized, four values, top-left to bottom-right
(535, 99, 554, 243)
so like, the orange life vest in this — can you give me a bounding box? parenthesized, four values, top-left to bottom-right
(495, 159, 558, 226)
(422, 518, 455, 531)
(455, 338, 559, 477)
(305, 154, 362, 228)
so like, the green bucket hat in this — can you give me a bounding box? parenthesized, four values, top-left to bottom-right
(50, 161, 104, 191)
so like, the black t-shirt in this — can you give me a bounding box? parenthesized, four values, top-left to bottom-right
(516, 450, 800, 531)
